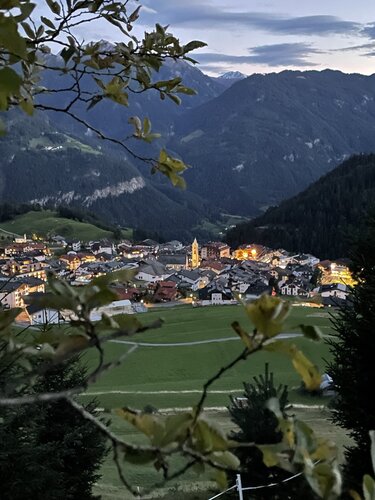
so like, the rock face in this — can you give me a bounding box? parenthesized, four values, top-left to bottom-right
(171, 70, 375, 215)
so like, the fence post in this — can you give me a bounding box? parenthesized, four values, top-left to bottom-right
(236, 474, 244, 500)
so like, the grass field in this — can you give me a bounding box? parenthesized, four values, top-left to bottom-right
(0, 210, 132, 241)
(84, 304, 334, 410)
(81, 304, 345, 498)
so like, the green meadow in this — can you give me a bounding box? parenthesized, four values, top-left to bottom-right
(84, 304, 334, 410)
(81, 304, 342, 498)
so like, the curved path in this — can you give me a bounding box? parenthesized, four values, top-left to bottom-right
(109, 332, 301, 348)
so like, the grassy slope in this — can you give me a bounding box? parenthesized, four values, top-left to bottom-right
(0, 210, 132, 241)
(83, 305, 344, 498)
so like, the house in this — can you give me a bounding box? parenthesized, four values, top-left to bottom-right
(0, 277, 46, 309)
(71, 240, 81, 252)
(25, 304, 62, 325)
(177, 269, 202, 291)
(135, 259, 171, 283)
(317, 260, 355, 287)
(201, 242, 231, 260)
(199, 259, 227, 274)
(279, 279, 311, 297)
(153, 281, 178, 302)
(90, 240, 115, 256)
(60, 254, 81, 271)
(319, 283, 348, 301)
(0, 281, 28, 308)
(244, 281, 272, 300)
(233, 244, 269, 261)
(198, 283, 235, 306)
(157, 253, 188, 271)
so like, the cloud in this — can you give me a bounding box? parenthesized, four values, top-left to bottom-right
(196, 43, 322, 68)
(334, 42, 375, 52)
(140, 1, 361, 37)
(362, 24, 375, 39)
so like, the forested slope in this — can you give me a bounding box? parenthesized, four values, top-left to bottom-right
(226, 154, 375, 258)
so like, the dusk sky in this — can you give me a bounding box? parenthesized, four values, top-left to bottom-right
(70, 0, 375, 76)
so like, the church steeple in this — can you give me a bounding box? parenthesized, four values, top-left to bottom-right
(191, 238, 200, 269)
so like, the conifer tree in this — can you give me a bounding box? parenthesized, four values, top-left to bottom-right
(327, 215, 375, 491)
(227, 364, 317, 498)
(0, 357, 107, 500)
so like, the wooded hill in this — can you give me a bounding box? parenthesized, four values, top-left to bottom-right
(226, 154, 375, 259)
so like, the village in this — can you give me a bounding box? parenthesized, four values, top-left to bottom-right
(0, 233, 355, 326)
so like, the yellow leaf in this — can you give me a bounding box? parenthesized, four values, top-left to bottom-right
(265, 340, 321, 391)
(231, 321, 253, 349)
(245, 294, 290, 337)
(115, 408, 164, 444)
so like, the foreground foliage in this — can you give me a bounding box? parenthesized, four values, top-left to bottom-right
(328, 215, 375, 491)
(0, 356, 107, 500)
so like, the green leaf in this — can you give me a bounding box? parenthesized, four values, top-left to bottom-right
(364, 474, 375, 500)
(231, 321, 253, 349)
(0, 67, 22, 94)
(183, 40, 207, 53)
(212, 469, 228, 490)
(91, 269, 135, 287)
(143, 117, 151, 135)
(305, 461, 342, 500)
(0, 117, 6, 136)
(46, 0, 61, 15)
(19, 97, 34, 115)
(0, 16, 27, 57)
(260, 445, 280, 467)
(15, 2, 36, 22)
(160, 412, 193, 446)
(96, 313, 143, 335)
(40, 16, 55, 30)
(128, 5, 141, 23)
(209, 451, 240, 470)
(55, 335, 89, 358)
(167, 93, 181, 105)
(193, 418, 228, 452)
(21, 21, 35, 39)
(115, 408, 165, 444)
(0, 308, 23, 330)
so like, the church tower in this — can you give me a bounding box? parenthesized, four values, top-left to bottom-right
(191, 238, 200, 269)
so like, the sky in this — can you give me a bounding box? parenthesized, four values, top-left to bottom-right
(49, 0, 375, 76)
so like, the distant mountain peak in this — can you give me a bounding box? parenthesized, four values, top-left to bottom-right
(219, 71, 247, 80)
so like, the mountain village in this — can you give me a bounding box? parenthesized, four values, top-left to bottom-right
(0, 234, 355, 326)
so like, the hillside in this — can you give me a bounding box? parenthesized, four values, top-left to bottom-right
(226, 154, 375, 258)
(171, 70, 375, 215)
(0, 113, 214, 241)
(0, 210, 131, 241)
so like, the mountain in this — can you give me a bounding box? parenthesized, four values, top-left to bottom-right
(226, 154, 375, 259)
(213, 71, 247, 89)
(0, 112, 214, 241)
(171, 70, 375, 216)
(219, 71, 247, 80)
(39, 56, 225, 142)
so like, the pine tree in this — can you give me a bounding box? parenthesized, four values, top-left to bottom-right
(327, 214, 375, 491)
(227, 364, 317, 499)
(0, 357, 108, 500)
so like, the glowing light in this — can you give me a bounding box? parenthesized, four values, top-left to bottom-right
(251, 248, 257, 257)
